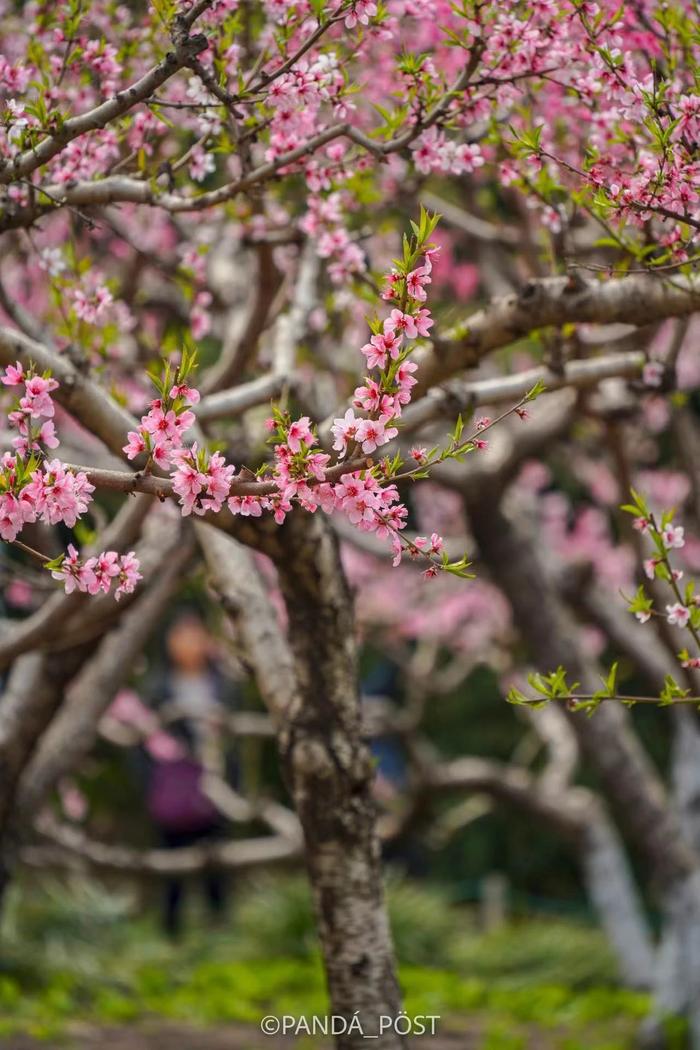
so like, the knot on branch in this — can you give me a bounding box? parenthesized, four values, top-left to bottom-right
(170, 16, 209, 58)
(519, 280, 539, 303)
(564, 270, 589, 294)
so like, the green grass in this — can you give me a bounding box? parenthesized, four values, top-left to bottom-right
(0, 874, 652, 1048)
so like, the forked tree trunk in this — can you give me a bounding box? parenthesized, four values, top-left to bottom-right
(201, 518, 405, 1049)
(646, 711, 700, 1048)
(0, 647, 88, 895)
(467, 494, 700, 1046)
(467, 496, 694, 887)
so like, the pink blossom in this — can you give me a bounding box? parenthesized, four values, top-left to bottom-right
(228, 494, 265, 517)
(662, 524, 685, 549)
(171, 446, 235, 516)
(360, 330, 403, 369)
(332, 408, 362, 455)
(666, 602, 690, 628)
(0, 491, 35, 541)
(287, 416, 315, 453)
(51, 545, 96, 595)
(115, 551, 142, 599)
(30, 462, 95, 528)
(189, 145, 216, 182)
(395, 360, 418, 406)
(452, 142, 484, 174)
(356, 417, 398, 454)
(643, 361, 664, 387)
(414, 309, 434, 337)
(142, 406, 181, 442)
(170, 383, 201, 405)
(73, 283, 113, 324)
(406, 266, 431, 302)
(38, 420, 60, 449)
(266, 492, 294, 524)
(307, 452, 330, 480)
(344, 0, 377, 29)
(123, 430, 147, 459)
(414, 532, 444, 555)
(90, 550, 121, 594)
(22, 375, 59, 418)
(643, 558, 658, 579)
(384, 309, 418, 340)
(1, 362, 24, 386)
(191, 290, 212, 339)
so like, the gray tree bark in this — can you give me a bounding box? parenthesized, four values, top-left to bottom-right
(465, 491, 700, 1045)
(581, 816, 655, 989)
(645, 712, 700, 1048)
(200, 517, 405, 1049)
(466, 494, 694, 888)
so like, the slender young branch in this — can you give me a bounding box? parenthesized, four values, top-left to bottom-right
(518, 694, 700, 707)
(10, 540, 50, 565)
(414, 273, 700, 396)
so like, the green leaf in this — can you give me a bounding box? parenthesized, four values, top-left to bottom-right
(603, 662, 618, 698)
(524, 378, 547, 402)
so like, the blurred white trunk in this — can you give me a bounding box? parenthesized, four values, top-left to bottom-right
(582, 816, 655, 989)
(648, 713, 700, 1048)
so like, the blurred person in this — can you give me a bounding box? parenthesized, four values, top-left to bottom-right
(362, 656, 427, 877)
(362, 657, 406, 793)
(145, 612, 236, 938)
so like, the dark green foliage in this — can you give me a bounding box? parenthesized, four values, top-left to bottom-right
(0, 874, 649, 1048)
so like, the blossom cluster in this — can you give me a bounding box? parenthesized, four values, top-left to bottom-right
(117, 214, 457, 575)
(171, 445, 235, 517)
(246, 219, 449, 572)
(123, 380, 199, 469)
(1, 0, 696, 402)
(2, 362, 59, 456)
(625, 495, 700, 668)
(1, 363, 140, 599)
(509, 486, 700, 713)
(0, 364, 95, 542)
(50, 545, 141, 602)
(124, 370, 243, 518)
(2, 184, 542, 597)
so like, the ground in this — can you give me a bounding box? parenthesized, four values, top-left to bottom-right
(0, 875, 653, 1050)
(2, 1021, 485, 1049)
(0, 1020, 626, 1050)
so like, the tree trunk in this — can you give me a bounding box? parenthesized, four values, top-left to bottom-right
(200, 517, 405, 1048)
(644, 711, 700, 1047)
(581, 815, 655, 989)
(467, 494, 695, 888)
(467, 493, 700, 1045)
(0, 647, 89, 892)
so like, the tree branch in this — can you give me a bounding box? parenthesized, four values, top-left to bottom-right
(401, 351, 644, 434)
(25, 815, 300, 875)
(415, 274, 700, 396)
(0, 34, 209, 186)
